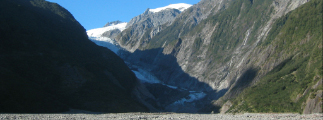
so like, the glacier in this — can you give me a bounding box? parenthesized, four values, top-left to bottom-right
(85, 3, 207, 110)
(87, 22, 127, 53)
(86, 22, 127, 38)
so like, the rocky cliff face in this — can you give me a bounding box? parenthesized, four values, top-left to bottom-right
(0, 0, 148, 113)
(115, 0, 322, 113)
(117, 5, 193, 52)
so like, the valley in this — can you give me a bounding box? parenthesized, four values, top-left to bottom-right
(88, 29, 211, 113)
(0, 0, 321, 114)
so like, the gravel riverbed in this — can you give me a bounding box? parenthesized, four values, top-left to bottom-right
(0, 113, 322, 120)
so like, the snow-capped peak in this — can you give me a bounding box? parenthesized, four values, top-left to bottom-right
(86, 22, 127, 38)
(149, 3, 192, 13)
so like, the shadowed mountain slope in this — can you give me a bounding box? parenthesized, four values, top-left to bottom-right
(0, 0, 147, 113)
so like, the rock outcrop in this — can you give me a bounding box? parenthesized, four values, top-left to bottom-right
(117, 6, 190, 52)
(303, 79, 323, 114)
(104, 20, 123, 27)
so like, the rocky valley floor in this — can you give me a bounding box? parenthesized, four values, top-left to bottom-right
(0, 113, 322, 120)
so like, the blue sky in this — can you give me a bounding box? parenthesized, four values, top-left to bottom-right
(46, 0, 200, 30)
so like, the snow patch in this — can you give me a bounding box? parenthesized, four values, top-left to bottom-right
(149, 3, 192, 13)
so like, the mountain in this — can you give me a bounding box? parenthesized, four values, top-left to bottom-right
(0, 0, 148, 113)
(103, 20, 123, 27)
(111, 0, 322, 114)
(116, 3, 193, 52)
(87, 3, 193, 53)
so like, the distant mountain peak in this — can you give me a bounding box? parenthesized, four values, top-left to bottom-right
(149, 3, 192, 13)
(104, 20, 123, 27)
